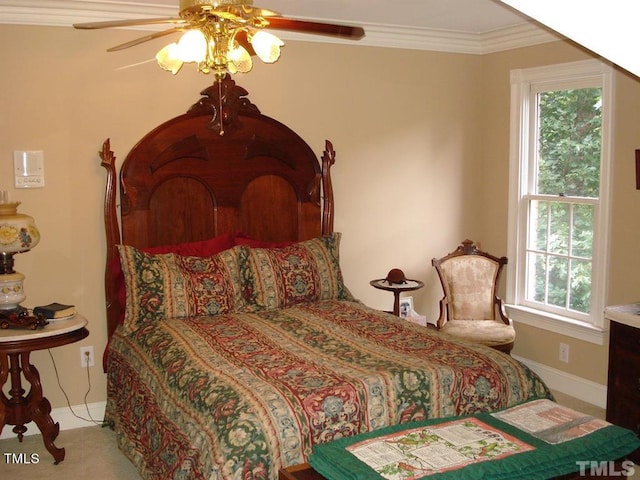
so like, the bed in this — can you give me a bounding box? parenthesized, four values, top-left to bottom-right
(100, 76, 552, 480)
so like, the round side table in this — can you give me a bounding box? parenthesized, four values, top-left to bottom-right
(370, 279, 424, 316)
(0, 314, 89, 464)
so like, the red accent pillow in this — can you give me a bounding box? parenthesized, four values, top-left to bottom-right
(233, 232, 295, 248)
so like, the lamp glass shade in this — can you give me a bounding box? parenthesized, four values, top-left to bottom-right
(228, 43, 252, 73)
(0, 202, 40, 254)
(177, 30, 208, 63)
(250, 30, 283, 63)
(156, 43, 184, 74)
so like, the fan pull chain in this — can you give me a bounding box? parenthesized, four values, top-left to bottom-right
(218, 78, 225, 136)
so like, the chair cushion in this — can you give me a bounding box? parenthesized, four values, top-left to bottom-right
(440, 256, 499, 320)
(441, 319, 516, 347)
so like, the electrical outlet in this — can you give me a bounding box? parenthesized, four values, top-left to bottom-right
(80, 346, 94, 368)
(559, 342, 569, 363)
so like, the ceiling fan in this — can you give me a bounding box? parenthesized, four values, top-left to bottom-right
(74, 0, 366, 78)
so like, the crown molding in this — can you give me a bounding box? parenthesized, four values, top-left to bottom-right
(0, 0, 560, 54)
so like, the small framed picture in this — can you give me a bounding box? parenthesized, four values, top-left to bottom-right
(399, 296, 413, 318)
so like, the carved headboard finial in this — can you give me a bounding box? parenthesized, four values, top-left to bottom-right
(189, 74, 260, 134)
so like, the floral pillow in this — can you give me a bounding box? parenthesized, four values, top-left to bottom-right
(118, 244, 246, 333)
(110, 233, 235, 326)
(240, 233, 353, 310)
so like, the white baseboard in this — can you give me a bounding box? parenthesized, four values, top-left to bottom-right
(514, 355, 608, 409)
(0, 401, 106, 440)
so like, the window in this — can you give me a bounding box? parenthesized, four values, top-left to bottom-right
(506, 60, 613, 344)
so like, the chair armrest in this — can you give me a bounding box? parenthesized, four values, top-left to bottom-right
(494, 296, 512, 325)
(437, 297, 449, 329)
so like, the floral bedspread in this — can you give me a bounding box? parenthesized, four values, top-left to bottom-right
(105, 300, 551, 480)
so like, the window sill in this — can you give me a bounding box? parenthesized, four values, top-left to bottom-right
(505, 304, 608, 345)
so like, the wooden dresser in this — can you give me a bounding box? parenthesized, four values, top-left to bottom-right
(605, 303, 640, 463)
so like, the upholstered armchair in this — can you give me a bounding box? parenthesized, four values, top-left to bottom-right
(431, 239, 515, 354)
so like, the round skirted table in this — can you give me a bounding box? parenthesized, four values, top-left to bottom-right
(0, 314, 89, 464)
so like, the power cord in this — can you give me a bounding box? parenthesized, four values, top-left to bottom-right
(48, 349, 104, 426)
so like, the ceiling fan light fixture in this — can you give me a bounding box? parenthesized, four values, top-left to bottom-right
(75, 0, 363, 81)
(249, 30, 283, 63)
(155, 21, 283, 76)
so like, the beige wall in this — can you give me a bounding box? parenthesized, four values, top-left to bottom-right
(1, 23, 639, 410)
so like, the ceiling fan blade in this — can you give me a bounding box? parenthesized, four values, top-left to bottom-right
(265, 17, 365, 40)
(74, 17, 183, 30)
(107, 27, 185, 52)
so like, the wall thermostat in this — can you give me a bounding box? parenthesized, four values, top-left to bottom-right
(14, 150, 44, 188)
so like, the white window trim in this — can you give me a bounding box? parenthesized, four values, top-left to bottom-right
(506, 59, 614, 345)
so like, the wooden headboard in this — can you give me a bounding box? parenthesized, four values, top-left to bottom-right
(99, 75, 336, 340)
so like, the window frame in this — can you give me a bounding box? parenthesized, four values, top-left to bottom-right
(506, 59, 614, 345)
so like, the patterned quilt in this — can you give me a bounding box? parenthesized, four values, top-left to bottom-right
(105, 300, 551, 480)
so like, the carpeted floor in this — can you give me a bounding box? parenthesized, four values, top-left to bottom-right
(0, 391, 634, 479)
(0, 422, 140, 479)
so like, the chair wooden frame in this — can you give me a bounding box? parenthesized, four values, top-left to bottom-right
(431, 239, 514, 354)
